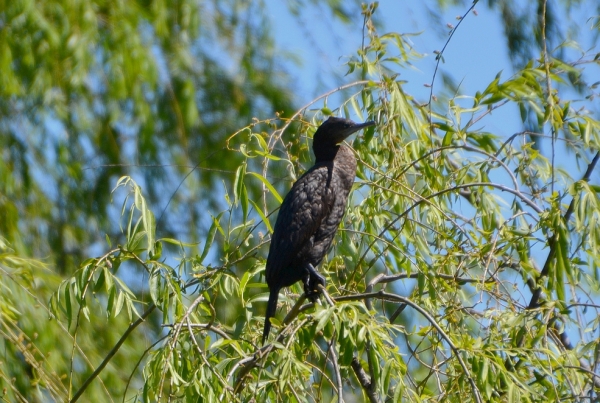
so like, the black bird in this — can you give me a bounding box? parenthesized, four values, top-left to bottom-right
(262, 116, 375, 343)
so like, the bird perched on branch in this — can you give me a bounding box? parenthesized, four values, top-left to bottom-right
(262, 116, 375, 344)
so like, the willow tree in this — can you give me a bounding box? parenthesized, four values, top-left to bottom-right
(2, 1, 600, 402)
(0, 0, 300, 273)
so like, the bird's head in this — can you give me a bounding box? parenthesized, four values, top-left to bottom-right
(312, 117, 375, 161)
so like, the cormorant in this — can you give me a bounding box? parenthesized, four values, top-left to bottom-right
(262, 116, 375, 344)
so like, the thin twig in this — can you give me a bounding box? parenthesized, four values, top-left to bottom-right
(332, 291, 483, 403)
(318, 284, 335, 307)
(507, 151, 600, 389)
(427, 1, 479, 147)
(70, 304, 156, 403)
(230, 294, 310, 394)
(351, 357, 379, 403)
(68, 250, 118, 401)
(0, 264, 115, 401)
(185, 319, 235, 399)
(325, 334, 344, 403)
(163, 322, 231, 340)
(122, 336, 167, 403)
(316, 286, 344, 402)
(540, 0, 556, 194)
(528, 151, 600, 310)
(157, 295, 205, 399)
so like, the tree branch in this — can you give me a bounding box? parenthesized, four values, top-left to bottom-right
(351, 357, 379, 403)
(513, 151, 600, 388)
(231, 294, 309, 394)
(528, 151, 600, 310)
(70, 304, 156, 403)
(328, 337, 344, 403)
(334, 291, 482, 403)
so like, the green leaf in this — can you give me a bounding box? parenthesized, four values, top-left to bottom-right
(107, 287, 116, 317)
(139, 195, 156, 256)
(150, 240, 162, 260)
(249, 199, 273, 234)
(65, 284, 72, 329)
(241, 181, 248, 223)
(115, 291, 125, 318)
(159, 238, 198, 247)
(247, 171, 283, 203)
(94, 269, 105, 293)
(442, 129, 453, 147)
(234, 163, 246, 206)
(314, 307, 333, 334)
(150, 271, 161, 306)
(239, 270, 251, 303)
(200, 212, 224, 263)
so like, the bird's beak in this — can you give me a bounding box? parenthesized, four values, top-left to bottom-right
(341, 120, 375, 139)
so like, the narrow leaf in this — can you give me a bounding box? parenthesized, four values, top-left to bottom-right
(247, 172, 283, 203)
(249, 199, 273, 233)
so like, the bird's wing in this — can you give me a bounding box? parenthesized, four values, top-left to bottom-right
(266, 163, 334, 284)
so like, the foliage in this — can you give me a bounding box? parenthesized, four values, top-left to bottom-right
(2, 1, 600, 402)
(0, 0, 296, 273)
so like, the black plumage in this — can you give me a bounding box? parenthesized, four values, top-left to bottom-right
(262, 116, 375, 344)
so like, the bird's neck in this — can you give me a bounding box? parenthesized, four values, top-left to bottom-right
(314, 144, 341, 163)
(314, 144, 356, 174)
(334, 144, 357, 177)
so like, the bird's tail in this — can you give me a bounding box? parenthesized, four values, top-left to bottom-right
(262, 287, 279, 344)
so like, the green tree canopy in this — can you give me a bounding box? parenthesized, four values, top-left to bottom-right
(2, 1, 600, 402)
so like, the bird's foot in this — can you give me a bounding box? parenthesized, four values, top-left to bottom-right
(304, 264, 326, 302)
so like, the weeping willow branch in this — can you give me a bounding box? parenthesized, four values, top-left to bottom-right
(70, 304, 156, 403)
(334, 291, 482, 403)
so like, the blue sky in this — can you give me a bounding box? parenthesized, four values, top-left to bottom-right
(264, 1, 599, 185)
(268, 5, 506, 96)
(260, 1, 600, 343)
(265, 1, 528, 141)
